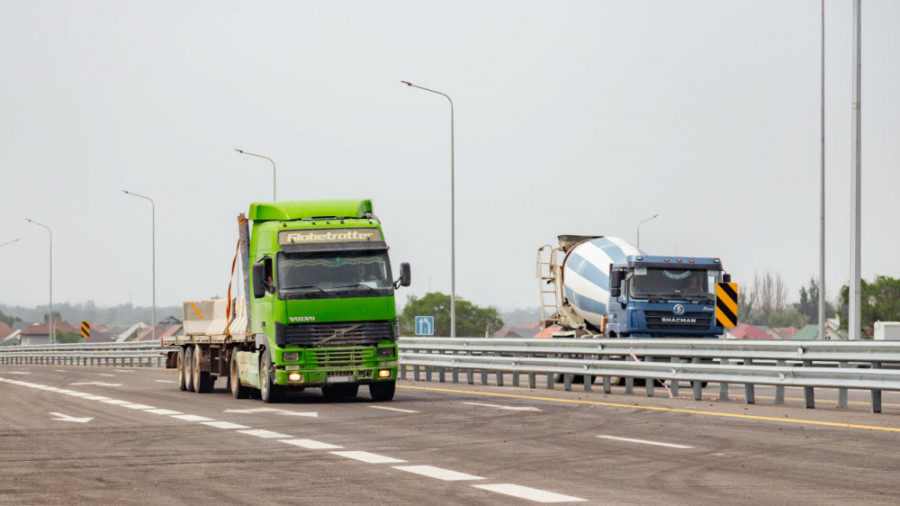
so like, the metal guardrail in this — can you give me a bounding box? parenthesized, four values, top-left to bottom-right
(4, 337, 900, 413)
(0, 341, 167, 368)
(398, 337, 900, 414)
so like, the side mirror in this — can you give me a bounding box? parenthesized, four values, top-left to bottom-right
(723, 273, 732, 283)
(395, 262, 411, 288)
(609, 269, 622, 298)
(252, 263, 266, 298)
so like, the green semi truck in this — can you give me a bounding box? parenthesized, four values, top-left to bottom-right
(164, 199, 410, 402)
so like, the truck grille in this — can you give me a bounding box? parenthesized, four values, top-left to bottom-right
(644, 311, 712, 331)
(309, 347, 370, 368)
(282, 320, 394, 347)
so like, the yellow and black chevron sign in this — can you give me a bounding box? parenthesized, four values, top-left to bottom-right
(715, 283, 738, 328)
(81, 321, 91, 339)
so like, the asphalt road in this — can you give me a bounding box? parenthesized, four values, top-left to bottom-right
(2, 365, 900, 505)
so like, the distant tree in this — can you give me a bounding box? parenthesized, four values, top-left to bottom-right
(840, 276, 900, 337)
(400, 292, 504, 337)
(55, 328, 82, 344)
(43, 311, 62, 322)
(798, 277, 834, 324)
(0, 309, 21, 327)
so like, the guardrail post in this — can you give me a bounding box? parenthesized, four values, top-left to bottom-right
(692, 357, 702, 400)
(719, 358, 730, 401)
(583, 356, 592, 392)
(744, 358, 755, 404)
(438, 350, 446, 383)
(496, 366, 503, 387)
(528, 371, 536, 389)
(837, 361, 849, 409)
(466, 351, 474, 385)
(425, 349, 433, 382)
(452, 351, 459, 384)
(625, 375, 633, 394)
(775, 360, 785, 404)
(872, 361, 882, 414)
(400, 357, 407, 380)
(413, 357, 421, 382)
(546, 370, 554, 389)
(803, 360, 815, 409)
(670, 357, 680, 398)
(512, 354, 520, 387)
(563, 354, 573, 391)
(480, 366, 488, 385)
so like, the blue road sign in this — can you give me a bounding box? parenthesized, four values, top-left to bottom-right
(415, 315, 434, 336)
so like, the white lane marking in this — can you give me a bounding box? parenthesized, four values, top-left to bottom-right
(393, 465, 484, 481)
(97, 374, 116, 377)
(54, 369, 67, 372)
(204, 421, 250, 430)
(70, 382, 122, 387)
(8, 372, 30, 375)
(367, 405, 418, 414)
(155, 380, 175, 384)
(473, 484, 586, 503)
(280, 439, 343, 450)
(146, 409, 182, 416)
(62, 392, 91, 397)
(463, 402, 541, 412)
(171, 414, 214, 422)
(84, 395, 111, 401)
(101, 399, 131, 405)
(224, 407, 318, 418)
(49, 412, 93, 424)
(113, 370, 135, 373)
(597, 435, 694, 449)
(330, 451, 405, 464)
(237, 429, 292, 439)
(121, 403, 156, 410)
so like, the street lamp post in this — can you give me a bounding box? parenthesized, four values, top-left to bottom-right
(25, 219, 53, 343)
(123, 190, 156, 342)
(0, 238, 19, 248)
(401, 80, 456, 338)
(235, 149, 277, 201)
(636, 214, 659, 249)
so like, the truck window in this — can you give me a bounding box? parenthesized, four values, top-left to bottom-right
(630, 268, 716, 302)
(276, 250, 393, 299)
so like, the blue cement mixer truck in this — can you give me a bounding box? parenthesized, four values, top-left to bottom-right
(537, 235, 734, 338)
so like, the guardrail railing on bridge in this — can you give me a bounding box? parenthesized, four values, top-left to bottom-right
(0, 341, 167, 368)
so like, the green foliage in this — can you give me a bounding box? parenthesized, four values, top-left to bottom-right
(400, 292, 504, 337)
(55, 328, 83, 344)
(839, 276, 900, 336)
(0, 309, 21, 327)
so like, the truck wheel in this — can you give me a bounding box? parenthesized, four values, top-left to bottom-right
(230, 351, 250, 399)
(369, 381, 395, 402)
(176, 347, 187, 391)
(259, 348, 283, 403)
(184, 346, 195, 392)
(322, 384, 358, 401)
(192, 345, 215, 393)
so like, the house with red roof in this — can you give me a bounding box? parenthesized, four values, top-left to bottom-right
(19, 319, 78, 345)
(725, 323, 772, 340)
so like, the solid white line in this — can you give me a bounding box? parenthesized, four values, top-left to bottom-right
(473, 484, 586, 503)
(146, 409, 182, 416)
(237, 429, 292, 439)
(204, 421, 250, 430)
(597, 435, 694, 449)
(330, 451, 405, 464)
(393, 465, 484, 481)
(280, 439, 343, 450)
(463, 402, 541, 412)
(171, 414, 214, 422)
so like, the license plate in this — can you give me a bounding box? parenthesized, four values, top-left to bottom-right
(327, 375, 353, 383)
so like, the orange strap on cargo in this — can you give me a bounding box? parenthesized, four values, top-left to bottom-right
(224, 238, 241, 337)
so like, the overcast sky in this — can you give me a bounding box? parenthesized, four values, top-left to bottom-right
(2, 1, 898, 315)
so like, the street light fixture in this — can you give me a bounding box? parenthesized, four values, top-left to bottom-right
(0, 238, 19, 248)
(401, 80, 457, 338)
(122, 190, 156, 342)
(235, 148, 277, 201)
(25, 219, 53, 344)
(636, 214, 659, 249)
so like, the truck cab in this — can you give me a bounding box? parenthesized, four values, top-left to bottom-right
(606, 255, 728, 338)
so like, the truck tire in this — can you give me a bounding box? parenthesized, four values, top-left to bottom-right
(259, 348, 283, 403)
(193, 344, 215, 393)
(176, 347, 187, 391)
(230, 350, 251, 399)
(322, 384, 358, 401)
(184, 346, 195, 392)
(369, 381, 395, 402)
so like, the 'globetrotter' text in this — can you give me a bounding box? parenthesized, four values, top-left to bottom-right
(279, 228, 381, 245)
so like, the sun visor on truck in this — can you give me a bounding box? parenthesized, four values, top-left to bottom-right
(280, 241, 389, 253)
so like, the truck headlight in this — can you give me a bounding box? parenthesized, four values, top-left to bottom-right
(282, 352, 299, 362)
(288, 372, 302, 382)
(378, 369, 392, 378)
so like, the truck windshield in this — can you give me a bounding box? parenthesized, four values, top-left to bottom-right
(276, 251, 393, 299)
(629, 268, 717, 302)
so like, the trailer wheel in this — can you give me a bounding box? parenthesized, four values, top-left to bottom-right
(259, 348, 283, 403)
(176, 347, 187, 391)
(230, 350, 251, 399)
(322, 384, 358, 401)
(369, 381, 395, 401)
(193, 344, 214, 393)
(184, 346, 195, 392)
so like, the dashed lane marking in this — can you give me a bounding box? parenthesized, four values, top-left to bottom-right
(237, 429, 292, 439)
(472, 484, 586, 503)
(463, 401, 541, 412)
(204, 421, 250, 430)
(280, 439, 343, 450)
(101, 399, 131, 405)
(146, 409, 182, 416)
(330, 451, 406, 464)
(598, 435, 694, 449)
(367, 405, 418, 414)
(393, 465, 484, 481)
(70, 382, 122, 387)
(121, 403, 156, 410)
(170, 414, 213, 422)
